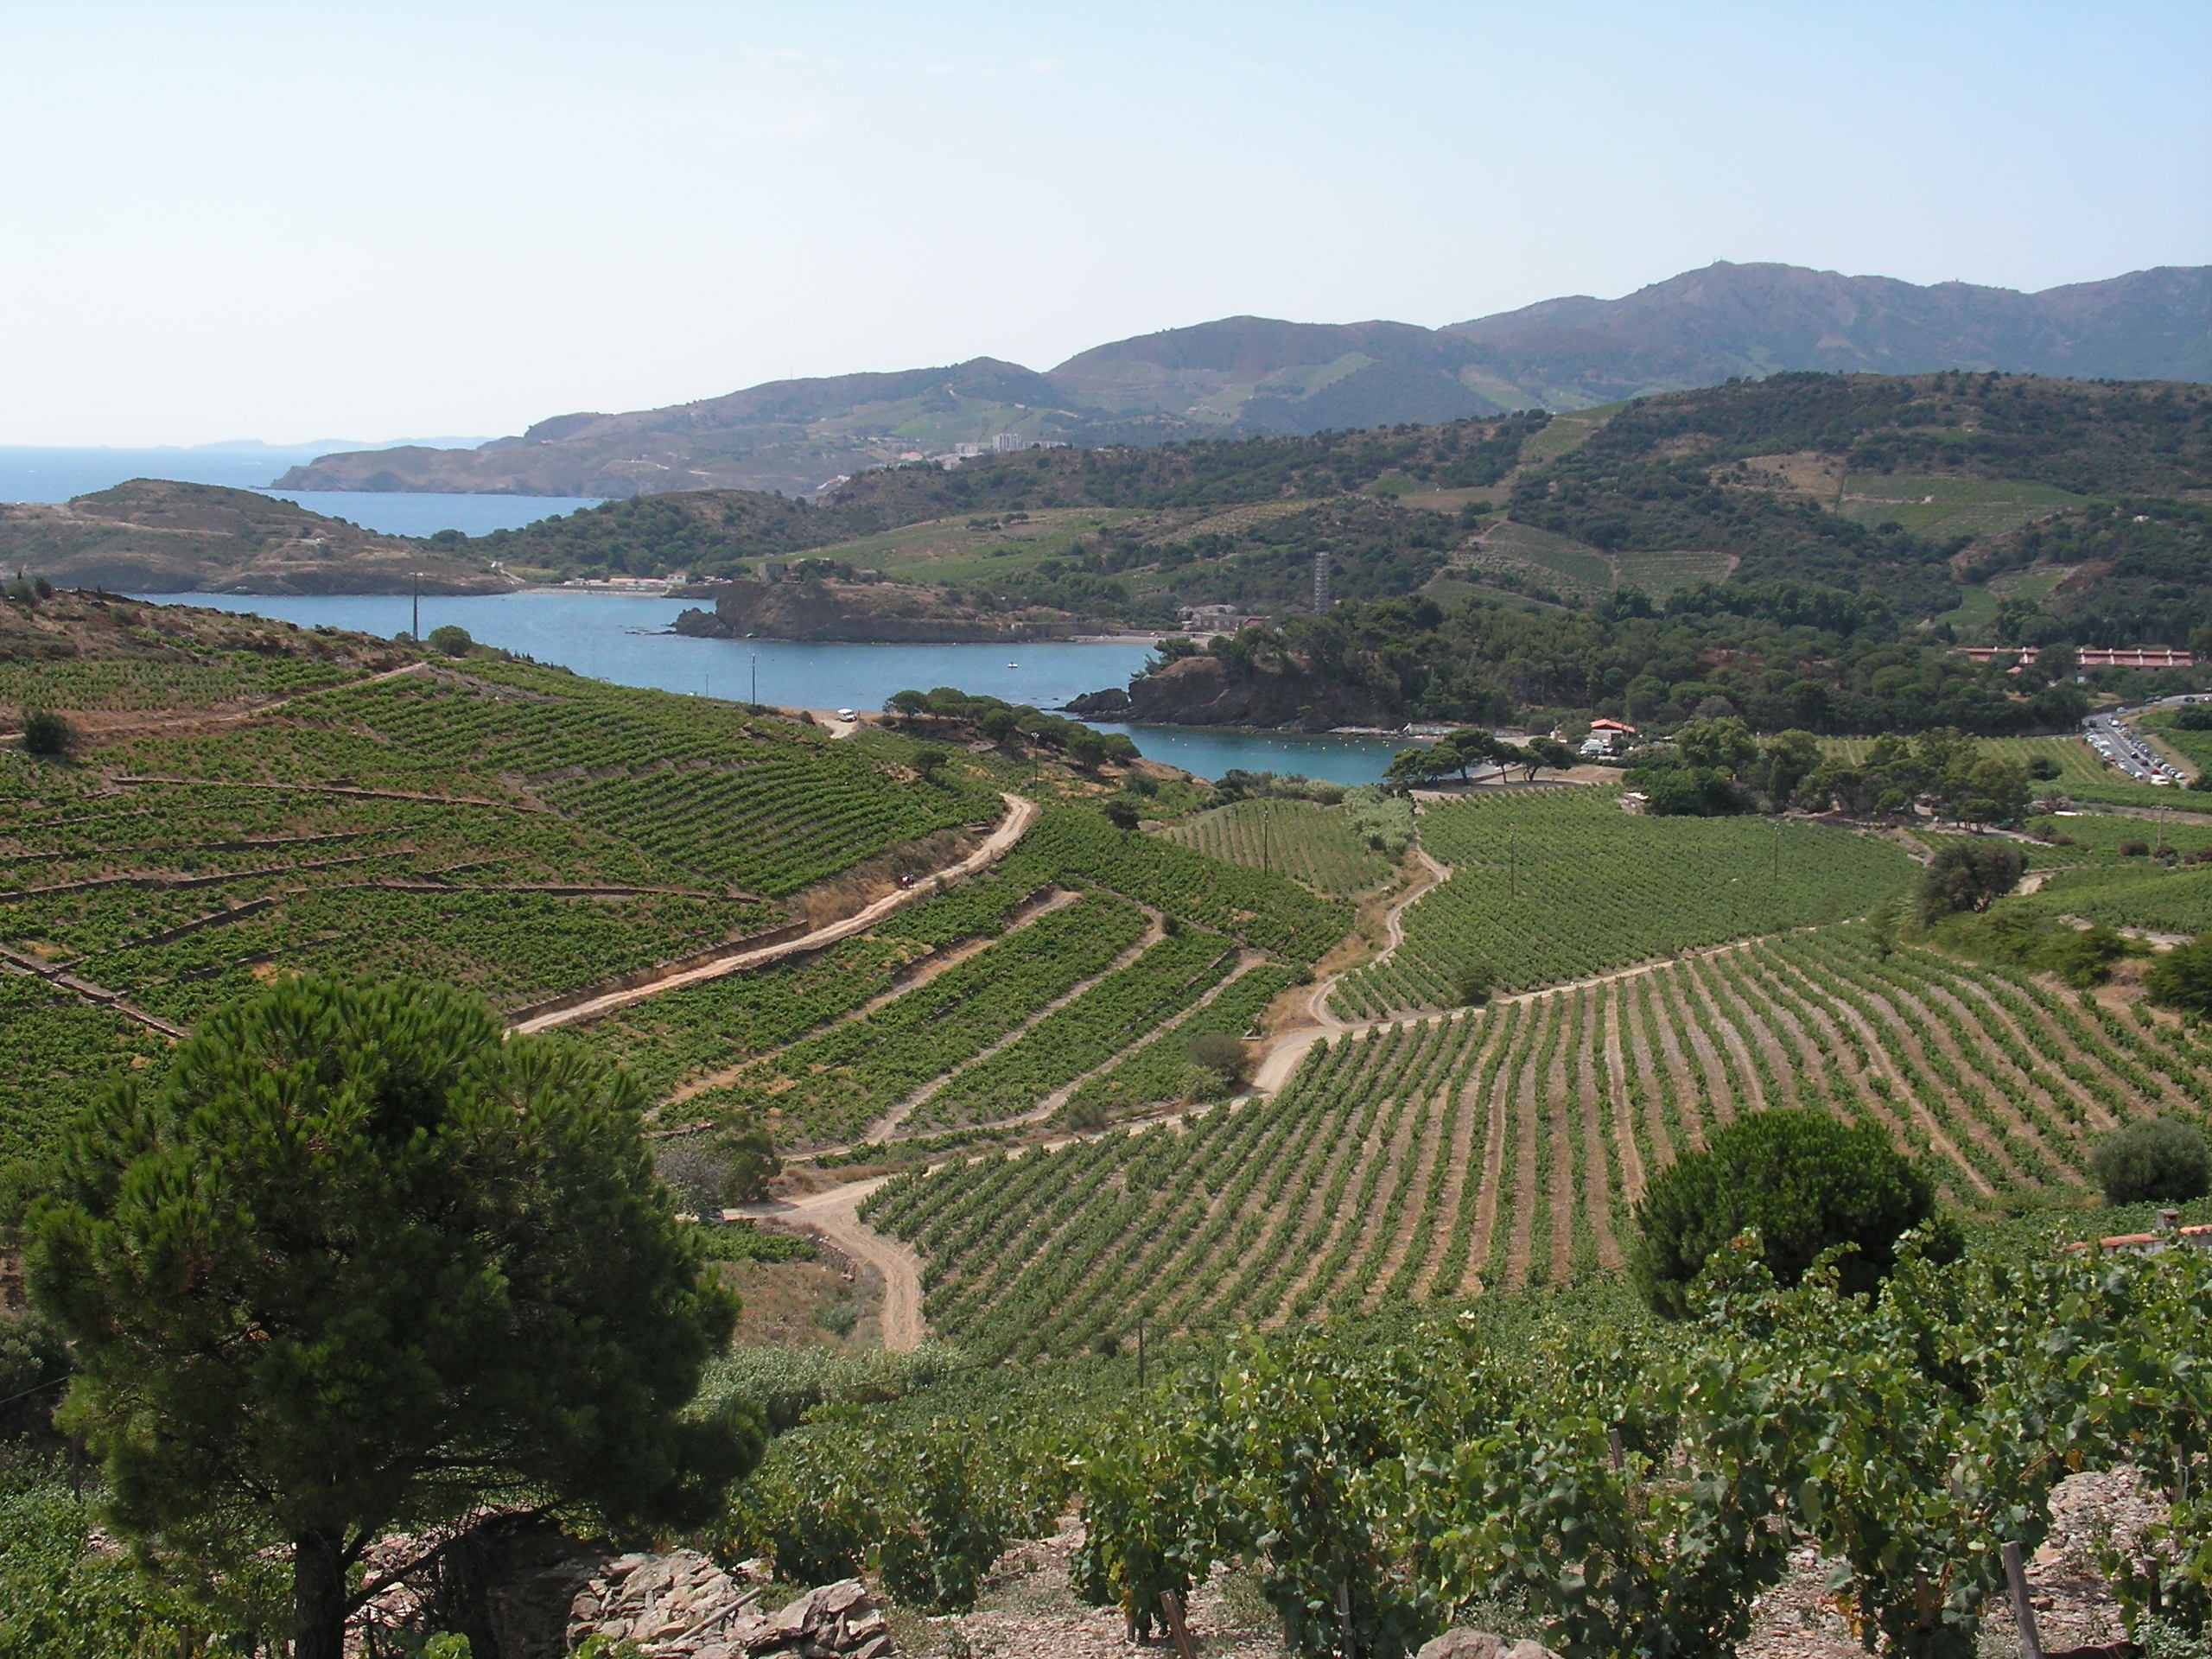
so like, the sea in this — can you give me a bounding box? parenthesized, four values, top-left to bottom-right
(11, 444, 1408, 781)
(137, 591, 1414, 785)
(0, 445, 595, 537)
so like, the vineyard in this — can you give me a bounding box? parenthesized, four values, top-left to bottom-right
(1333, 789, 1915, 1016)
(865, 924, 2212, 1360)
(1160, 798, 1395, 897)
(2001, 861, 2212, 938)
(0, 643, 1067, 1166)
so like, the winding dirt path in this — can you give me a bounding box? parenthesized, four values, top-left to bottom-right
(737, 1176, 923, 1352)
(1251, 845, 1447, 1091)
(512, 793, 1039, 1033)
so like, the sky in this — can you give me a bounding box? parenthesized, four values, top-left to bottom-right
(3, 0, 2208, 448)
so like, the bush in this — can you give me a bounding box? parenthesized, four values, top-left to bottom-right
(426, 624, 474, 658)
(18, 709, 73, 757)
(1918, 840, 2024, 922)
(2092, 1118, 2212, 1205)
(2173, 705, 2212, 731)
(1187, 1032, 1249, 1088)
(2148, 939, 2212, 1019)
(1453, 960, 1497, 1007)
(2120, 839, 2152, 858)
(1630, 1110, 1956, 1318)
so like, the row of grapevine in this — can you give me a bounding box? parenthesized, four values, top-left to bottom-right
(0, 652, 353, 712)
(995, 806, 1351, 963)
(688, 893, 1151, 1146)
(1160, 798, 1395, 897)
(865, 926, 2212, 1359)
(1335, 788, 1916, 1015)
(907, 929, 1237, 1131)
(1065, 963, 1300, 1121)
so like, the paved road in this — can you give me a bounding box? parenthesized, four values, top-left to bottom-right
(2084, 705, 2190, 788)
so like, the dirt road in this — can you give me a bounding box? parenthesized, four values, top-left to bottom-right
(512, 793, 1039, 1033)
(740, 1177, 924, 1351)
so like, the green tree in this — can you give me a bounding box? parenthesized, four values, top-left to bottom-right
(1186, 1032, 1249, 1089)
(424, 624, 474, 658)
(1101, 798, 1141, 832)
(1630, 1110, 1955, 1319)
(1917, 840, 2024, 923)
(911, 745, 951, 784)
(1675, 715, 1758, 778)
(1526, 736, 1578, 775)
(2092, 1118, 2212, 1206)
(29, 976, 748, 1659)
(2146, 938, 2212, 1019)
(19, 709, 73, 757)
(1452, 960, 1496, 1007)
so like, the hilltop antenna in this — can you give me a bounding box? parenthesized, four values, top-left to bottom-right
(1313, 547, 1331, 613)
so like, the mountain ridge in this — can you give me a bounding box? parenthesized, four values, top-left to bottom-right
(273, 262, 2212, 499)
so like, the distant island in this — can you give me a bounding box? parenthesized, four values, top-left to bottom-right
(0, 480, 509, 594)
(273, 260, 2211, 499)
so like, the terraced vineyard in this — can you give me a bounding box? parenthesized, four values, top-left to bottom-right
(1161, 798, 1395, 896)
(866, 926, 2212, 1360)
(2000, 862, 2212, 937)
(1333, 789, 1915, 1016)
(0, 975, 170, 1204)
(0, 628, 1045, 1165)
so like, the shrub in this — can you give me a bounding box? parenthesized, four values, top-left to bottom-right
(1187, 1032, 1249, 1088)
(2148, 939, 2212, 1019)
(2120, 839, 2152, 858)
(1918, 840, 2024, 922)
(1630, 1110, 1955, 1318)
(426, 624, 474, 658)
(18, 709, 73, 757)
(1453, 960, 1497, 1007)
(2092, 1118, 2212, 1205)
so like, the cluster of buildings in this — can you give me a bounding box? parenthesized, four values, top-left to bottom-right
(1955, 645, 2195, 670)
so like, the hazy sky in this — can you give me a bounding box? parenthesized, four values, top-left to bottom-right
(3, 0, 2208, 447)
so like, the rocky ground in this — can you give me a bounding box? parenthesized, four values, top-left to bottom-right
(888, 1469, 2155, 1659)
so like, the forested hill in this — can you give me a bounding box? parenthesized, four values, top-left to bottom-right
(482, 372, 2211, 652)
(274, 262, 2209, 497)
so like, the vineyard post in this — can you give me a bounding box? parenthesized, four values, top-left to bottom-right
(1137, 1314, 1147, 1390)
(2001, 1540, 2043, 1659)
(1337, 1578, 1355, 1659)
(1159, 1590, 1198, 1659)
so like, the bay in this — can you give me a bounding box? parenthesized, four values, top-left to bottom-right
(1, 446, 595, 537)
(136, 590, 1404, 783)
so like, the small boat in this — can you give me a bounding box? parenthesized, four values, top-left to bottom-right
(1007, 661, 1019, 669)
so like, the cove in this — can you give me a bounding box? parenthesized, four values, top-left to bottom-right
(131, 591, 1406, 783)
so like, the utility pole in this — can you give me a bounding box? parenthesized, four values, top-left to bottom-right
(1773, 814, 1782, 880)
(1136, 1315, 1147, 1391)
(410, 570, 423, 643)
(750, 653, 758, 709)
(1509, 832, 1518, 899)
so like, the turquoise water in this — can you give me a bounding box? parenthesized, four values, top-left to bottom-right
(137, 591, 1405, 783)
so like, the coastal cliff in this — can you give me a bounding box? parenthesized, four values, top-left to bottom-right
(1065, 652, 1396, 730)
(674, 579, 1078, 645)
